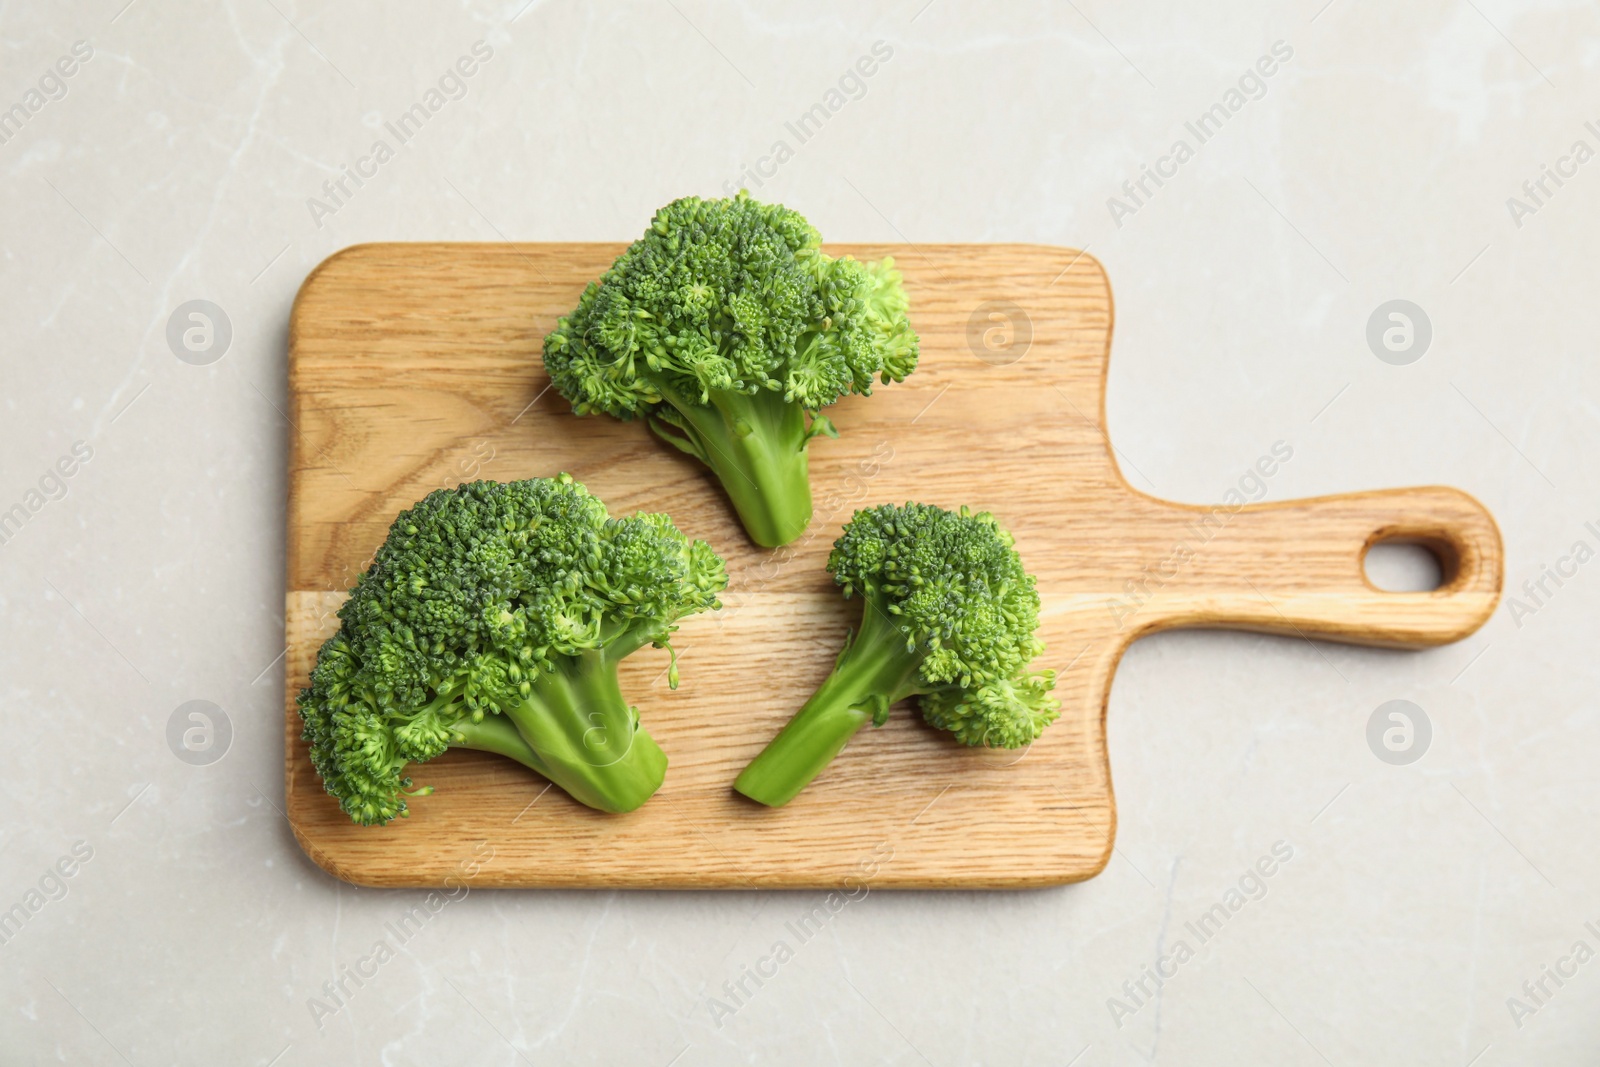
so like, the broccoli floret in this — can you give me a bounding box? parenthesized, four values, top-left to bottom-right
(733, 502, 1059, 807)
(296, 475, 727, 824)
(542, 192, 919, 548)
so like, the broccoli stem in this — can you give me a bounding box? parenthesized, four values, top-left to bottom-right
(655, 386, 814, 548)
(734, 599, 922, 807)
(499, 649, 668, 813)
(450, 714, 552, 777)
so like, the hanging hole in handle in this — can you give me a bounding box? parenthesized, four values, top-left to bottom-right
(1363, 535, 1460, 593)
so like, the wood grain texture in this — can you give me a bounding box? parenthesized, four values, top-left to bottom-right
(283, 242, 1503, 889)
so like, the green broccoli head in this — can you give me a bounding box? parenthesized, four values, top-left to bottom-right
(734, 502, 1059, 806)
(297, 475, 727, 825)
(829, 504, 1045, 690)
(542, 193, 919, 547)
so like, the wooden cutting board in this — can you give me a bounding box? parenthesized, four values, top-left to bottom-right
(283, 242, 1502, 889)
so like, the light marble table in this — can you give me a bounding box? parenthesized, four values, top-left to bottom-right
(1, 2, 1595, 1064)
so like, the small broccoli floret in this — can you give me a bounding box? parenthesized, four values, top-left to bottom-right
(733, 502, 1059, 807)
(296, 475, 727, 824)
(542, 192, 919, 547)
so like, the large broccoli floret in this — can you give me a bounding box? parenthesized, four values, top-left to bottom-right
(296, 475, 727, 824)
(542, 192, 919, 548)
(733, 502, 1059, 807)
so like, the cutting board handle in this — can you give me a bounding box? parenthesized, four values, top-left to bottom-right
(1148, 485, 1503, 649)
